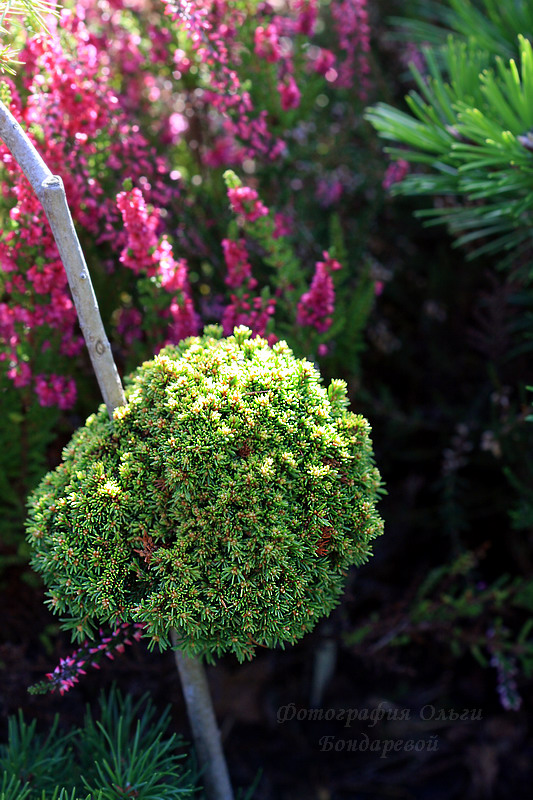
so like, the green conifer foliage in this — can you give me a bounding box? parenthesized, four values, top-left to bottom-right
(27, 326, 383, 662)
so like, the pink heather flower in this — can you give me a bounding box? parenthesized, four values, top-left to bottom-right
(310, 48, 336, 76)
(279, 75, 301, 111)
(204, 136, 246, 168)
(222, 238, 253, 288)
(55, 376, 77, 410)
(382, 159, 410, 191)
(320, 251, 342, 273)
(272, 212, 293, 239)
(147, 23, 173, 63)
(254, 23, 282, 63)
(374, 281, 384, 296)
(156, 250, 200, 342)
(0, 302, 15, 340)
(296, 251, 342, 333)
(27, 259, 67, 294)
(156, 242, 189, 293)
(227, 186, 269, 222)
(168, 111, 188, 143)
(7, 360, 31, 388)
(167, 295, 200, 344)
(316, 178, 343, 208)
(268, 138, 288, 161)
(35, 374, 77, 409)
(173, 48, 192, 72)
(116, 188, 199, 343)
(162, 0, 286, 161)
(116, 187, 160, 275)
(222, 293, 276, 338)
(60, 337, 84, 358)
(294, 0, 318, 35)
(0, 243, 17, 273)
(331, 0, 372, 97)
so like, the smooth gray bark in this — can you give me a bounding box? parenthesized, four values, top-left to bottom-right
(172, 630, 235, 800)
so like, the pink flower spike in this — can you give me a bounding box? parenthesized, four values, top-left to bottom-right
(222, 238, 253, 288)
(321, 251, 342, 271)
(254, 24, 282, 63)
(296, 254, 342, 333)
(227, 186, 269, 222)
(279, 76, 301, 111)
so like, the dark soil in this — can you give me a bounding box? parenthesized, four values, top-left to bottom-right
(1, 554, 532, 800)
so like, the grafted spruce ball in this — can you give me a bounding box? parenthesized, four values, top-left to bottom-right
(27, 326, 383, 662)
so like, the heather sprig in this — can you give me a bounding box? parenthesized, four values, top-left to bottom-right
(489, 648, 522, 711)
(330, 0, 371, 96)
(28, 622, 145, 695)
(221, 170, 347, 348)
(222, 169, 304, 297)
(27, 325, 384, 663)
(296, 251, 342, 334)
(115, 185, 200, 351)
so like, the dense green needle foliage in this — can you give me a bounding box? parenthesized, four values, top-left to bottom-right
(366, 5, 533, 267)
(0, 688, 196, 799)
(26, 326, 384, 662)
(391, 0, 533, 61)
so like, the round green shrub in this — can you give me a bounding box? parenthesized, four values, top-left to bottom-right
(27, 326, 384, 662)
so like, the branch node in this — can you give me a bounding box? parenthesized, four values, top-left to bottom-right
(42, 174, 62, 189)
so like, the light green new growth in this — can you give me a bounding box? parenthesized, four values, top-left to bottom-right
(27, 326, 384, 662)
